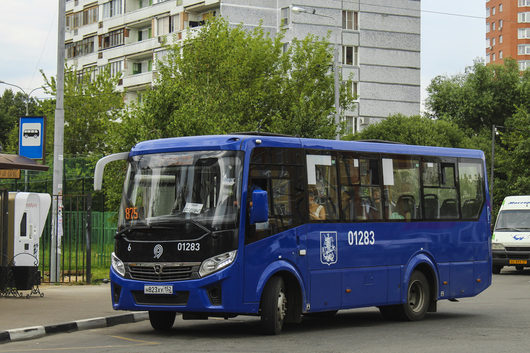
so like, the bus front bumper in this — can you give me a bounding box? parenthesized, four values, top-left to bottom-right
(109, 265, 245, 314)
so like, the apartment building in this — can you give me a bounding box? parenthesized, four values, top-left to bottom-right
(486, 0, 530, 70)
(65, 0, 421, 134)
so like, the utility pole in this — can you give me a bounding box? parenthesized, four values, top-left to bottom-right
(291, 6, 341, 140)
(51, 0, 66, 282)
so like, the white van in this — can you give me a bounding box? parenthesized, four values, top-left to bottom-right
(492, 196, 530, 274)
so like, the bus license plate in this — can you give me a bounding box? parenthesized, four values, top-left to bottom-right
(509, 260, 527, 265)
(144, 285, 173, 295)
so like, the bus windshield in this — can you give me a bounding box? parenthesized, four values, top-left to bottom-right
(495, 210, 530, 231)
(118, 150, 243, 233)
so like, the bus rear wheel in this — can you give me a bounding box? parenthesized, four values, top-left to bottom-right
(148, 311, 176, 331)
(260, 276, 287, 335)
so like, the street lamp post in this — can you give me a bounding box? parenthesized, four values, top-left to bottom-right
(490, 124, 504, 205)
(291, 6, 341, 140)
(0, 80, 44, 116)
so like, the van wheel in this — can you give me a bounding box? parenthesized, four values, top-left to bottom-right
(260, 276, 287, 335)
(492, 265, 502, 274)
(516, 265, 524, 271)
(148, 311, 176, 331)
(401, 271, 430, 321)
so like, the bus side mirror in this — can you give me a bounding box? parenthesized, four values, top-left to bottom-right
(250, 190, 268, 225)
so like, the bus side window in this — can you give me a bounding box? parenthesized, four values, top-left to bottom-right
(306, 154, 339, 221)
(421, 160, 459, 220)
(458, 160, 485, 219)
(383, 158, 420, 221)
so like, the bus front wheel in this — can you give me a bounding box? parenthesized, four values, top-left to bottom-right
(260, 276, 287, 335)
(402, 271, 430, 321)
(148, 311, 176, 331)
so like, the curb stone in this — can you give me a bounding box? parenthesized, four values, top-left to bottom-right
(0, 312, 148, 344)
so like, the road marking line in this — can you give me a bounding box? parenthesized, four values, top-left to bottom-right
(110, 335, 158, 345)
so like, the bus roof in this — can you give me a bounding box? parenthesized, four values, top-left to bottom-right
(130, 134, 485, 160)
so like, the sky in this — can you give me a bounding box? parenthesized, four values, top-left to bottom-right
(0, 0, 486, 110)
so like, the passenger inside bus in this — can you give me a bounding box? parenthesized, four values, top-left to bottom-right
(308, 186, 327, 221)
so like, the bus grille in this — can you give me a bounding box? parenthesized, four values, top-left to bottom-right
(127, 263, 200, 282)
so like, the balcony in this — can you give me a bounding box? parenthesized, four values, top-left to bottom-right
(183, 0, 220, 12)
(122, 71, 153, 89)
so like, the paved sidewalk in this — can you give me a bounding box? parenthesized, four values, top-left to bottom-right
(0, 283, 147, 343)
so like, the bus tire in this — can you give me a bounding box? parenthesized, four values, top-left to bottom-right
(401, 271, 430, 321)
(260, 276, 287, 335)
(492, 265, 502, 274)
(148, 311, 176, 331)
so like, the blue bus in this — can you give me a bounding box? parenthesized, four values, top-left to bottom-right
(94, 134, 492, 334)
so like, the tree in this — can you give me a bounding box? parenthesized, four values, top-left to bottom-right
(41, 67, 124, 158)
(344, 114, 473, 148)
(115, 17, 354, 150)
(426, 58, 526, 132)
(0, 89, 39, 152)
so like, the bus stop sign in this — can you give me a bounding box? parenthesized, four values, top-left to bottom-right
(19, 116, 45, 160)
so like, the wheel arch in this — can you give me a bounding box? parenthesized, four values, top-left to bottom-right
(404, 253, 439, 312)
(256, 261, 306, 322)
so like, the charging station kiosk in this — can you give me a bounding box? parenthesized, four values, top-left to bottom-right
(0, 192, 50, 294)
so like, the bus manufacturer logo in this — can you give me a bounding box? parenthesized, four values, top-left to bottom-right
(320, 231, 338, 266)
(153, 244, 163, 259)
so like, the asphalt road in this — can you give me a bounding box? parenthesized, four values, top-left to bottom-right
(2, 268, 530, 353)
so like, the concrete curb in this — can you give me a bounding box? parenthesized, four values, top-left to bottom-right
(0, 311, 148, 344)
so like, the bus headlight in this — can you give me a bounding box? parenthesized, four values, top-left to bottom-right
(112, 252, 126, 277)
(199, 250, 237, 278)
(492, 243, 505, 251)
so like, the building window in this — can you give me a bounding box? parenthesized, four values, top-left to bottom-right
(519, 60, 530, 71)
(519, 0, 530, 7)
(486, 53, 490, 64)
(342, 10, 359, 30)
(486, 23, 490, 33)
(499, 50, 503, 59)
(500, 4, 503, 11)
(139, 0, 152, 8)
(344, 81, 358, 100)
(82, 6, 98, 26)
(486, 7, 490, 17)
(492, 52, 496, 61)
(281, 7, 290, 27)
(65, 36, 95, 58)
(518, 12, 530, 23)
(342, 46, 359, 66)
(518, 28, 530, 38)
(499, 19, 503, 28)
(519, 44, 530, 55)
(499, 35, 503, 43)
(103, 0, 122, 19)
(492, 37, 496, 47)
(138, 27, 152, 41)
(99, 28, 125, 49)
(492, 6, 496, 16)
(492, 22, 496, 31)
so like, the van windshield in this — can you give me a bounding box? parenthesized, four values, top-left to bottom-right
(495, 210, 530, 231)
